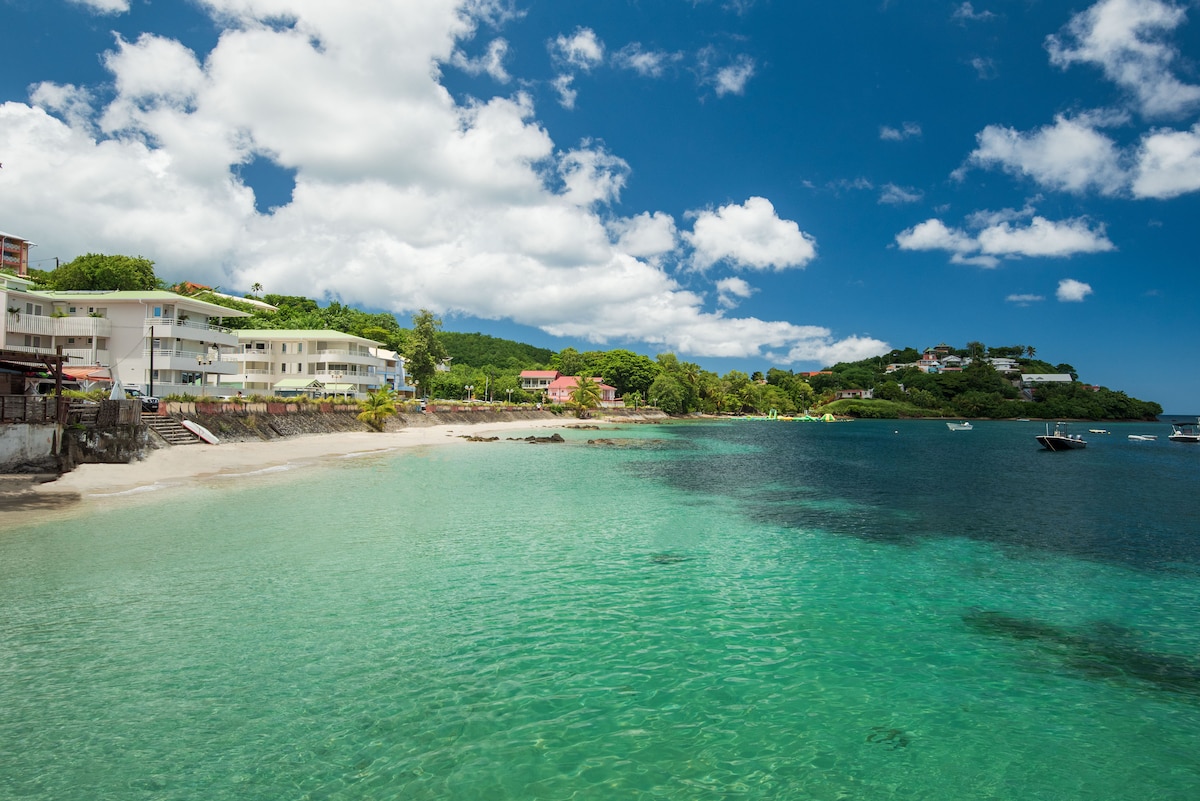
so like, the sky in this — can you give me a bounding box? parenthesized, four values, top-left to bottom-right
(2, 0, 1199, 411)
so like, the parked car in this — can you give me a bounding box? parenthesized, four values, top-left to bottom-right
(124, 387, 160, 412)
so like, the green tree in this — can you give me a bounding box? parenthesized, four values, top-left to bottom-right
(598, 349, 659, 398)
(45, 253, 161, 291)
(568, 376, 602, 417)
(403, 309, 449, 398)
(356, 387, 397, 431)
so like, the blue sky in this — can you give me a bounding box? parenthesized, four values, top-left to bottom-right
(2, 0, 1199, 411)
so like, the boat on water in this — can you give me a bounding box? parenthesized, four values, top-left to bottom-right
(946, 421, 973, 431)
(1128, 434, 1158, 442)
(1037, 422, 1087, 451)
(1168, 418, 1200, 443)
(1089, 429, 1110, 434)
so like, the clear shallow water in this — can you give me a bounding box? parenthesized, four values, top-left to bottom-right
(2, 420, 1199, 800)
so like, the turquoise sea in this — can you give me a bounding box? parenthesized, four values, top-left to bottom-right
(2, 419, 1200, 800)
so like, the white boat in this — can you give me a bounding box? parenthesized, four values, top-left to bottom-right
(1037, 422, 1087, 451)
(1089, 429, 1110, 434)
(1168, 418, 1200, 443)
(1128, 434, 1158, 442)
(946, 421, 972, 431)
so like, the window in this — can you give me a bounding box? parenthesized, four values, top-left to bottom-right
(296, 343, 303, 353)
(69, 306, 77, 314)
(281, 363, 288, 373)
(67, 338, 76, 344)
(153, 306, 162, 317)
(281, 343, 287, 354)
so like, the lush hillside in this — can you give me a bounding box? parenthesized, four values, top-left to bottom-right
(439, 332, 553, 370)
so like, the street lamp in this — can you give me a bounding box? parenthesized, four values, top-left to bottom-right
(505, 388, 513, 405)
(333, 370, 343, 400)
(197, 357, 213, 397)
(464, 384, 474, 402)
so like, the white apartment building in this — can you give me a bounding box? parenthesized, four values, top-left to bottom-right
(2, 280, 249, 395)
(230, 330, 386, 399)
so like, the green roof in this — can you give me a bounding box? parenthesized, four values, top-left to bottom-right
(32, 290, 251, 317)
(236, 329, 382, 345)
(273, 378, 323, 389)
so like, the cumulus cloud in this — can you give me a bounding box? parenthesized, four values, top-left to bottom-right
(0, 0, 876, 368)
(962, 114, 1127, 194)
(685, 197, 818, 271)
(896, 209, 1115, 267)
(550, 27, 605, 71)
(1057, 278, 1094, 301)
(1046, 0, 1200, 118)
(1006, 293, 1046, 305)
(880, 122, 921, 141)
(1131, 123, 1200, 198)
(715, 276, 755, 308)
(452, 38, 511, 82)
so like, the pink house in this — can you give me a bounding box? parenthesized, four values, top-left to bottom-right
(546, 375, 619, 406)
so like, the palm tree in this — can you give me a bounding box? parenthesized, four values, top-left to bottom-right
(251, 282, 263, 297)
(1026, 345, 1037, 359)
(357, 387, 397, 431)
(568, 376, 602, 418)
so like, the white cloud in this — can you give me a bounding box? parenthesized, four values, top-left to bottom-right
(880, 122, 921, 141)
(68, 0, 128, 13)
(713, 55, 756, 97)
(685, 197, 817, 271)
(613, 44, 678, 78)
(557, 143, 629, 206)
(953, 3, 996, 22)
(896, 210, 1115, 266)
(715, 276, 755, 308)
(1046, 0, 1200, 117)
(550, 27, 604, 71)
(0, 0, 874, 369)
(608, 212, 678, 258)
(1006, 293, 1046, 304)
(551, 73, 577, 109)
(879, 183, 923, 205)
(1057, 278, 1094, 301)
(964, 114, 1127, 194)
(969, 57, 997, 80)
(452, 38, 511, 83)
(1131, 123, 1200, 198)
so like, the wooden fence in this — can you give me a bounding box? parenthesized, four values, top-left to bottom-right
(0, 395, 66, 424)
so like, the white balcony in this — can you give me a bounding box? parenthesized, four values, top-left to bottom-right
(143, 318, 237, 346)
(5, 313, 112, 338)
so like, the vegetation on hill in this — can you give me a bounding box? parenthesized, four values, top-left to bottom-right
(26, 259, 1160, 418)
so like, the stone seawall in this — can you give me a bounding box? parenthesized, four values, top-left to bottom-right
(160, 403, 668, 444)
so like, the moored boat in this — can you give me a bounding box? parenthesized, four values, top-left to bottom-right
(1037, 422, 1087, 451)
(947, 421, 973, 431)
(1128, 434, 1158, 442)
(1168, 418, 1200, 443)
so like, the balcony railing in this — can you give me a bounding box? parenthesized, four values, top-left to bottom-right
(143, 317, 232, 336)
(4, 314, 112, 338)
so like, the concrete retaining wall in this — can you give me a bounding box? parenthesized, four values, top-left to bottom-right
(0, 423, 59, 473)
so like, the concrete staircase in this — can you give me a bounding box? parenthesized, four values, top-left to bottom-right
(142, 413, 199, 445)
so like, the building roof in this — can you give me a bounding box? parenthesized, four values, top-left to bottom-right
(32, 289, 251, 317)
(237, 329, 382, 345)
(547, 375, 616, 391)
(273, 378, 323, 389)
(520, 370, 560, 378)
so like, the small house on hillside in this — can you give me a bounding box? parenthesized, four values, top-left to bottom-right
(834, 388, 874, 400)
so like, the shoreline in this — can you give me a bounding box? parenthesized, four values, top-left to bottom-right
(1, 417, 599, 525)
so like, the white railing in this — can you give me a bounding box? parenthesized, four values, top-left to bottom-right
(4, 314, 112, 337)
(144, 318, 232, 335)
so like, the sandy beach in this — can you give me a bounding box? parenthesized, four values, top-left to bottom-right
(2, 417, 593, 524)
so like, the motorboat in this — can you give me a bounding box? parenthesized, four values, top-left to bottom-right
(946, 421, 973, 431)
(1037, 422, 1087, 451)
(1169, 418, 1200, 443)
(1089, 429, 1110, 434)
(1128, 434, 1158, 442)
